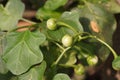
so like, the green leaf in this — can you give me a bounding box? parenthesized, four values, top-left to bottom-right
(41, 43, 60, 66)
(36, 8, 61, 20)
(59, 11, 84, 33)
(0, 72, 13, 80)
(104, 0, 120, 13)
(112, 56, 120, 70)
(53, 73, 71, 80)
(76, 42, 96, 59)
(85, 0, 109, 3)
(44, 0, 68, 10)
(97, 45, 110, 61)
(10, 77, 18, 80)
(78, 2, 116, 45)
(0, 0, 25, 31)
(0, 57, 8, 74)
(0, 34, 8, 74)
(2, 30, 46, 75)
(18, 61, 46, 80)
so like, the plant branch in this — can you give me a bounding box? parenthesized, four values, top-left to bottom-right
(93, 36, 118, 58)
(21, 18, 36, 24)
(11, 25, 34, 32)
(54, 42, 64, 50)
(59, 64, 76, 68)
(52, 47, 71, 66)
(87, 36, 118, 59)
(57, 21, 78, 34)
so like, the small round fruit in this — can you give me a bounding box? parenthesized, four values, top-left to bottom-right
(112, 56, 120, 70)
(74, 64, 85, 75)
(47, 18, 57, 30)
(87, 55, 98, 66)
(62, 34, 73, 47)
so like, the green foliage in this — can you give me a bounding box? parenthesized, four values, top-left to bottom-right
(44, 0, 68, 10)
(36, 0, 68, 20)
(53, 73, 71, 80)
(0, 0, 119, 80)
(2, 30, 46, 75)
(77, 1, 116, 61)
(78, 1, 116, 44)
(0, 0, 25, 31)
(47, 11, 83, 42)
(85, 0, 110, 3)
(112, 56, 120, 70)
(36, 8, 61, 20)
(0, 34, 8, 74)
(60, 50, 77, 65)
(18, 61, 46, 80)
(59, 11, 84, 33)
(103, 0, 120, 13)
(0, 72, 13, 80)
(0, 57, 8, 74)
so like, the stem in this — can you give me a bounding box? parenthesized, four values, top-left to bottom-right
(57, 21, 78, 34)
(59, 64, 76, 68)
(11, 25, 35, 32)
(55, 42, 64, 51)
(74, 32, 91, 41)
(0, 32, 7, 40)
(91, 36, 118, 59)
(57, 21, 84, 41)
(21, 18, 36, 24)
(53, 47, 71, 66)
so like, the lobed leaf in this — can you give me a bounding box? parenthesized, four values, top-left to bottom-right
(103, 0, 120, 13)
(36, 0, 68, 20)
(2, 30, 46, 75)
(18, 61, 46, 80)
(59, 11, 84, 33)
(78, 2, 116, 44)
(44, 0, 68, 10)
(0, 0, 25, 31)
(36, 8, 61, 20)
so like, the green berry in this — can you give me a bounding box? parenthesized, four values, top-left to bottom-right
(87, 55, 98, 66)
(62, 34, 73, 47)
(74, 64, 85, 75)
(47, 18, 57, 30)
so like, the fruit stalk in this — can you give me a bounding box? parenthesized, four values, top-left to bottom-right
(53, 47, 71, 66)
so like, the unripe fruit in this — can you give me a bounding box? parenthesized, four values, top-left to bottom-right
(74, 64, 85, 75)
(87, 55, 98, 66)
(47, 18, 57, 30)
(62, 34, 73, 47)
